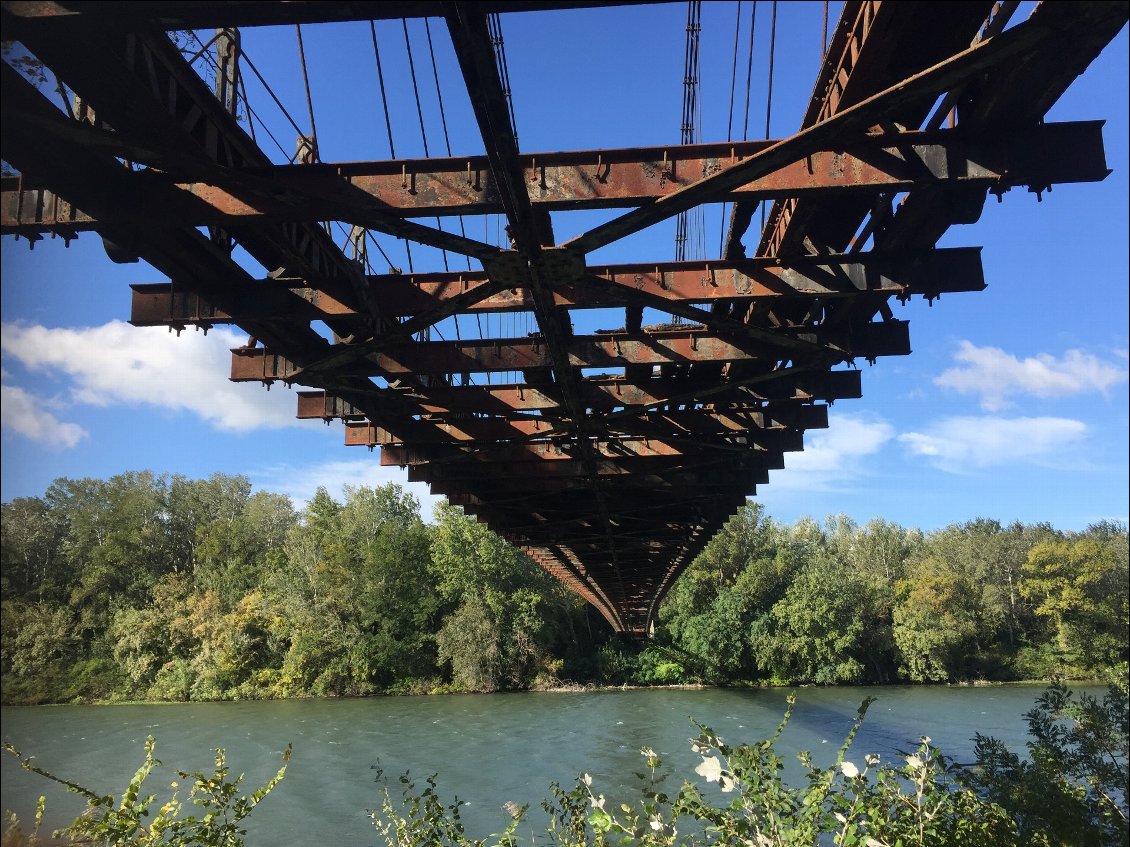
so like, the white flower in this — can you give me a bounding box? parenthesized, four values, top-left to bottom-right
(649, 814, 664, 831)
(695, 755, 724, 783)
(865, 753, 880, 767)
(840, 760, 860, 779)
(640, 746, 656, 758)
(906, 754, 925, 769)
(920, 736, 932, 745)
(589, 793, 606, 810)
(720, 773, 737, 793)
(834, 812, 848, 824)
(582, 773, 592, 786)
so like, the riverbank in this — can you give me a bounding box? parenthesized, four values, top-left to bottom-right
(6, 673, 1116, 709)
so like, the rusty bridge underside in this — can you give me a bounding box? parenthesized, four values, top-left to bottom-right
(2, 1, 1125, 635)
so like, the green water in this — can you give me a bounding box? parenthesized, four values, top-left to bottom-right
(0, 685, 1078, 845)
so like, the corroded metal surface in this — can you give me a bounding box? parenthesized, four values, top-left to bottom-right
(1, 0, 1123, 635)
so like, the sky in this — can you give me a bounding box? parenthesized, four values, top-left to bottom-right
(2, 3, 1127, 532)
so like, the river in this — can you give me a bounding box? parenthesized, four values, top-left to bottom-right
(0, 684, 1087, 845)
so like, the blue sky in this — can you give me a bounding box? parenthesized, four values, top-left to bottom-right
(2, 3, 1127, 532)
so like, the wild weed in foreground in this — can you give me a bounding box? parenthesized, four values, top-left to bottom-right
(3, 679, 1126, 846)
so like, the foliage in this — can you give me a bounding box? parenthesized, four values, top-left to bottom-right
(751, 557, 888, 684)
(369, 693, 1031, 846)
(3, 737, 289, 847)
(1021, 537, 1129, 672)
(892, 569, 978, 682)
(370, 770, 525, 847)
(3, 685, 1125, 845)
(963, 678, 1129, 846)
(2, 470, 1127, 703)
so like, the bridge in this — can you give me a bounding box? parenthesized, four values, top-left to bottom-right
(2, 1, 1125, 636)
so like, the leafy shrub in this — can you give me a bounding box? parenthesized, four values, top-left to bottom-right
(371, 694, 1023, 846)
(370, 686, 1129, 846)
(4, 737, 289, 846)
(6, 683, 1125, 846)
(963, 679, 1128, 846)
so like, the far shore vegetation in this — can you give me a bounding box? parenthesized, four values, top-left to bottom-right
(2, 471, 1126, 705)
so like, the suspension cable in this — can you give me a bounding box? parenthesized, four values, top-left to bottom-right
(402, 20, 430, 158)
(426, 18, 474, 276)
(235, 48, 308, 155)
(365, 230, 399, 272)
(675, 0, 701, 267)
(487, 13, 525, 349)
(189, 30, 292, 161)
(425, 18, 472, 354)
(400, 19, 437, 338)
(763, 0, 776, 141)
(237, 70, 256, 145)
(760, 0, 777, 234)
(294, 24, 320, 162)
(742, 1, 757, 141)
(488, 14, 519, 145)
(403, 19, 450, 277)
(369, 20, 414, 273)
(369, 21, 398, 158)
(822, 0, 829, 60)
(718, 0, 742, 257)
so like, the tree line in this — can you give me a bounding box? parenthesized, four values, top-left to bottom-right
(1, 471, 1126, 704)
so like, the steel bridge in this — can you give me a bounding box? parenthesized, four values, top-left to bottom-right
(2, 1, 1125, 636)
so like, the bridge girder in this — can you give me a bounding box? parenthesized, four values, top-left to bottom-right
(1, 0, 1124, 636)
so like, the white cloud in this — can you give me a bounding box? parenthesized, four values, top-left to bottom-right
(935, 341, 1127, 411)
(770, 414, 895, 492)
(249, 457, 444, 521)
(899, 415, 1087, 471)
(1, 321, 313, 432)
(0, 383, 87, 447)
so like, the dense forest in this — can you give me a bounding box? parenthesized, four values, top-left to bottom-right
(1, 471, 1126, 704)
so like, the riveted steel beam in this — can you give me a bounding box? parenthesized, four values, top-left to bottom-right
(566, 8, 1103, 256)
(231, 323, 907, 380)
(378, 429, 802, 465)
(126, 248, 985, 328)
(5, 123, 1106, 235)
(293, 370, 858, 419)
(0, 1, 664, 31)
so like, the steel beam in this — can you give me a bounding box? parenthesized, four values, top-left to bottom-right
(3, 123, 1107, 234)
(342, 405, 824, 446)
(0, 1, 664, 31)
(293, 370, 859, 418)
(127, 248, 985, 327)
(378, 430, 801, 465)
(231, 323, 908, 379)
(565, 8, 1102, 256)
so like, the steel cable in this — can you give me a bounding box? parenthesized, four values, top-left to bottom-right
(370, 20, 414, 274)
(760, 0, 777, 235)
(718, 1, 743, 257)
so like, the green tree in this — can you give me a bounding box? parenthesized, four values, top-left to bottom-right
(751, 556, 888, 684)
(658, 503, 788, 680)
(897, 519, 1056, 679)
(430, 501, 567, 690)
(0, 496, 65, 601)
(1021, 534, 1129, 672)
(436, 592, 504, 691)
(893, 569, 979, 682)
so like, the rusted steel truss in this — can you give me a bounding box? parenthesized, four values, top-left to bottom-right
(1, 0, 1124, 635)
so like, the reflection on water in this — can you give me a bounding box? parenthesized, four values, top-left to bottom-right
(0, 685, 1088, 845)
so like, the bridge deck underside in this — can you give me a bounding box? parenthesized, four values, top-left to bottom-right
(2, 0, 1124, 634)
